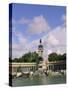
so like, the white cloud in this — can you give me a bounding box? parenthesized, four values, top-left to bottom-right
(12, 15, 66, 59)
(47, 50, 52, 55)
(12, 23, 66, 59)
(50, 26, 66, 46)
(12, 18, 16, 25)
(12, 17, 30, 25)
(12, 30, 28, 59)
(47, 34, 59, 46)
(28, 15, 50, 35)
(43, 24, 66, 56)
(13, 29, 27, 44)
(61, 14, 66, 22)
(12, 43, 28, 58)
(17, 33, 27, 44)
(18, 17, 30, 24)
(56, 50, 61, 54)
(61, 14, 66, 27)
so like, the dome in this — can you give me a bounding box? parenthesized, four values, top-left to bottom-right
(38, 45, 43, 49)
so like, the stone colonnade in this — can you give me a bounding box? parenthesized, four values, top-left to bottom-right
(12, 66, 37, 74)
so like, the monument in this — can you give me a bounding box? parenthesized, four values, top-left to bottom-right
(38, 39, 47, 72)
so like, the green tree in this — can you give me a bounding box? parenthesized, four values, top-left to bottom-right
(12, 52, 39, 63)
(48, 53, 58, 61)
(48, 52, 66, 62)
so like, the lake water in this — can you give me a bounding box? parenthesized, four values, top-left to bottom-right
(12, 74, 66, 87)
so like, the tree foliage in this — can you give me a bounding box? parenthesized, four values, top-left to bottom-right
(11, 52, 39, 63)
(48, 52, 66, 62)
(10, 52, 66, 63)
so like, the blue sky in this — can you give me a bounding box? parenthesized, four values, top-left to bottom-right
(12, 3, 66, 27)
(10, 3, 66, 59)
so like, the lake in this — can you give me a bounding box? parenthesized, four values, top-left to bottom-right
(12, 74, 66, 87)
